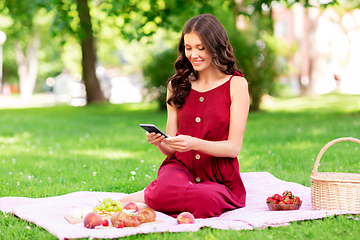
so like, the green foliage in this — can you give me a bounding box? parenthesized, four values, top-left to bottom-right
(0, 2, 63, 91)
(1, 38, 18, 84)
(228, 12, 295, 110)
(142, 48, 177, 110)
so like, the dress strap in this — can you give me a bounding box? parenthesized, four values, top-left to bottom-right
(229, 71, 244, 81)
(233, 71, 244, 77)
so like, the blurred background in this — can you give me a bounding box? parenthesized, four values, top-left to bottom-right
(0, 0, 359, 110)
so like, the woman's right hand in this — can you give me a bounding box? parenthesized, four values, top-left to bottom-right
(146, 132, 166, 147)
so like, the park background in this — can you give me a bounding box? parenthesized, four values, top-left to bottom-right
(0, 0, 359, 110)
(1, 0, 360, 239)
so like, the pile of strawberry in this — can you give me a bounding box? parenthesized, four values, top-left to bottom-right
(266, 190, 301, 205)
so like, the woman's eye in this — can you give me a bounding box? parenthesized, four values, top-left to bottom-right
(199, 47, 205, 50)
(185, 47, 191, 51)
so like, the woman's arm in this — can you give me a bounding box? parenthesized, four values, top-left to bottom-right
(145, 85, 178, 157)
(164, 76, 249, 158)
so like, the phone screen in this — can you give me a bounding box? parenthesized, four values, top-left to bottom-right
(140, 124, 169, 138)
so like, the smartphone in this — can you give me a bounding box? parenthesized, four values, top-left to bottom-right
(140, 124, 169, 138)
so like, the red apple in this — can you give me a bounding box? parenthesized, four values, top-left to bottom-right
(123, 202, 139, 213)
(84, 212, 102, 229)
(177, 212, 195, 224)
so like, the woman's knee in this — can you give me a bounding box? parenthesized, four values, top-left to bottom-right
(185, 188, 223, 218)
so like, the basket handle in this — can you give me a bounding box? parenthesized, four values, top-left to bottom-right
(311, 137, 360, 175)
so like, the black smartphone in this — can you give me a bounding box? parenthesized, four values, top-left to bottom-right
(139, 124, 169, 138)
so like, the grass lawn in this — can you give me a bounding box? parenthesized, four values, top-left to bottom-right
(1, 93, 360, 239)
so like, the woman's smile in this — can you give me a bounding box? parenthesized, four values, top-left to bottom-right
(191, 59, 204, 66)
(184, 32, 213, 72)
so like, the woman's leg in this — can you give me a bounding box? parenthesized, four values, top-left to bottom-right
(119, 189, 145, 203)
(144, 160, 195, 215)
(118, 190, 149, 210)
(184, 181, 240, 218)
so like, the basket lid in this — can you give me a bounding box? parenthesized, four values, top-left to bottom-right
(311, 172, 360, 183)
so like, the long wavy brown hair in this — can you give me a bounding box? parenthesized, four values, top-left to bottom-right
(167, 13, 243, 108)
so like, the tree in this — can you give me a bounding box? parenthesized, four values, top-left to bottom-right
(50, 0, 105, 103)
(49, 0, 216, 104)
(0, 0, 48, 99)
(76, 0, 105, 103)
(1, 0, 342, 105)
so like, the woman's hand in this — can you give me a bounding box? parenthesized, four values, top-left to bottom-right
(146, 132, 166, 147)
(163, 135, 197, 152)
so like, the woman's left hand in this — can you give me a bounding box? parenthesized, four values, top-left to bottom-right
(163, 135, 197, 152)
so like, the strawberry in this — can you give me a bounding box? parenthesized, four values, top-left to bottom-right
(283, 190, 293, 198)
(293, 196, 301, 204)
(273, 194, 282, 201)
(273, 199, 279, 204)
(101, 219, 109, 227)
(114, 220, 124, 228)
(279, 200, 286, 205)
(284, 196, 292, 204)
(266, 197, 275, 204)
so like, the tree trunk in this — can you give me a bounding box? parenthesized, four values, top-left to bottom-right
(299, 8, 309, 96)
(299, 6, 318, 96)
(76, 0, 105, 104)
(14, 35, 40, 100)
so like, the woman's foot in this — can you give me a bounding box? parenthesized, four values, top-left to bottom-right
(119, 190, 149, 210)
(119, 190, 145, 204)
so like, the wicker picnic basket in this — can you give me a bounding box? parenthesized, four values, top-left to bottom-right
(310, 137, 360, 212)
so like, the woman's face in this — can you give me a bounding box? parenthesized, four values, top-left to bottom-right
(184, 32, 213, 72)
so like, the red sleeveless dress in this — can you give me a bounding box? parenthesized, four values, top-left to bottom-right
(144, 75, 246, 218)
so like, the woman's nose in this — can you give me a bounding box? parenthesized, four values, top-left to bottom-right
(190, 49, 199, 58)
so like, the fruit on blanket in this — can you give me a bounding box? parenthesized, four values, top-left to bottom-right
(293, 196, 301, 204)
(101, 219, 109, 227)
(283, 190, 293, 198)
(135, 207, 156, 223)
(283, 196, 292, 204)
(266, 197, 276, 204)
(93, 198, 123, 212)
(84, 212, 102, 229)
(123, 202, 139, 213)
(111, 211, 142, 227)
(114, 219, 124, 228)
(267, 191, 301, 205)
(272, 193, 282, 201)
(177, 212, 195, 224)
(111, 211, 126, 226)
(266, 191, 302, 211)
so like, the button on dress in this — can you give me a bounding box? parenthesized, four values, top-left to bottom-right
(144, 75, 246, 218)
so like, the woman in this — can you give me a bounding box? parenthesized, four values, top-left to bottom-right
(120, 13, 249, 218)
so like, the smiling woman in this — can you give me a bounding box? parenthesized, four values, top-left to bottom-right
(184, 32, 212, 72)
(120, 13, 250, 219)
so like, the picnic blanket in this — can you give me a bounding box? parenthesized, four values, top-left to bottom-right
(0, 172, 357, 240)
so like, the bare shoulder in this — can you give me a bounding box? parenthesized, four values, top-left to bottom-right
(230, 75, 248, 86)
(230, 75, 249, 95)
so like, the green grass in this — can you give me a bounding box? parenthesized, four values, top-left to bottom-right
(1, 93, 360, 239)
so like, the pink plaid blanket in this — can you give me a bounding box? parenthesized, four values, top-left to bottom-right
(0, 172, 356, 239)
